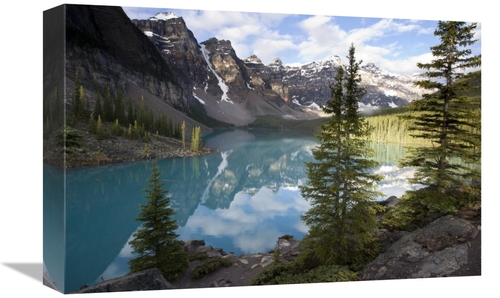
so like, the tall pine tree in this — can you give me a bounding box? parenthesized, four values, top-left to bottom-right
(399, 21, 481, 212)
(300, 44, 383, 267)
(128, 162, 188, 280)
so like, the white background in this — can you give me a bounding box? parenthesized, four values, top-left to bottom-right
(0, 0, 495, 297)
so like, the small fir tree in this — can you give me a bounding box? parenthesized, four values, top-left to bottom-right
(300, 44, 383, 267)
(114, 88, 127, 124)
(181, 121, 186, 150)
(95, 115, 106, 140)
(88, 113, 97, 134)
(128, 162, 189, 280)
(102, 86, 114, 122)
(190, 126, 203, 152)
(94, 93, 103, 121)
(112, 119, 121, 136)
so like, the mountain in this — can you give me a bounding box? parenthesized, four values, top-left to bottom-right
(245, 56, 428, 111)
(49, 5, 429, 131)
(129, 10, 427, 116)
(131, 12, 318, 126)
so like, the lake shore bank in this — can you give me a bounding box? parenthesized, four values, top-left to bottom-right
(43, 128, 215, 169)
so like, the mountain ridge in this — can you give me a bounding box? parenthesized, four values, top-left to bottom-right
(53, 5, 430, 131)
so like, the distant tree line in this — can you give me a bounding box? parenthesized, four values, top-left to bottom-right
(64, 77, 184, 143)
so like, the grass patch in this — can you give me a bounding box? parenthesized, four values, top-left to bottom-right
(250, 261, 358, 285)
(190, 258, 234, 280)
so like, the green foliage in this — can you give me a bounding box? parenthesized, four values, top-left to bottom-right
(88, 113, 97, 134)
(365, 113, 432, 145)
(190, 258, 234, 280)
(58, 126, 82, 148)
(383, 182, 482, 231)
(112, 119, 122, 136)
(181, 121, 186, 150)
(400, 21, 481, 201)
(250, 258, 358, 285)
(95, 115, 109, 140)
(70, 72, 90, 122)
(382, 188, 450, 231)
(102, 86, 114, 123)
(128, 162, 189, 281)
(114, 88, 127, 124)
(300, 44, 382, 267)
(94, 93, 103, 120)
(190, 126, 203, 152)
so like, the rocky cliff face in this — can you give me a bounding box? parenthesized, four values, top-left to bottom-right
(246, 55, 428, 111)
(64, 5, 192, 111)
(132, 14, 289, 112)
(359, 63, 428, 109)
(61, 5, 431, 130)
(131, 13, 211, 95)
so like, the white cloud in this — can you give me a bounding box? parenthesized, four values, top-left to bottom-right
(122, 8, 480, 75)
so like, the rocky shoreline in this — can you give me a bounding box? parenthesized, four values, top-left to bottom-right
(57, 200, 480, 293)
(43, 127, 215, 169)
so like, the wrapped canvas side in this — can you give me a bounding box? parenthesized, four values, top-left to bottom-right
(43, 4, 66, 294)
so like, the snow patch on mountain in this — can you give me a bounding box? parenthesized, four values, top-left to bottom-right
(192, 92, 206, 105)
(200, 44, 233, 104)
(292, 99, 322, 111)
(149, 12, 180, 21)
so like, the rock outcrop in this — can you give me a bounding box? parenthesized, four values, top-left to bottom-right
(64, 5, 192, 110)
(74, 268, 175, 293)
(360, 215, 481, 280)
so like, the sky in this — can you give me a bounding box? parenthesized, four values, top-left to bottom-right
(122, 6, 481, 76)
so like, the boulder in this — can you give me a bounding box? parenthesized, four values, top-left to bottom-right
(184, 240, 206, 253)
(73, 268, 175, 293)
(196, 245, 214, 253)
(360, 216, 480, 280)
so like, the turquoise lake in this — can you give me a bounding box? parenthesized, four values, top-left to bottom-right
(43, 129, 420, 293)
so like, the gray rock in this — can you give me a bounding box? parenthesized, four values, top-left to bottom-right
(197, 245, 214, 253)
(184, 240, 206, 253)
(260, 256, 274, 268)
(414, 215, 478, 252)
(207, 251, 222, 258)
(360, 216, 479, 280)
(73, 268, 174, 293)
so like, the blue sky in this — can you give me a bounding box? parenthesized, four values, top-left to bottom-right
(122, 6, 481, 76)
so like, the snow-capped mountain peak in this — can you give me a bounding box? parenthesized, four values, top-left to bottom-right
(149, 12, 180, 21)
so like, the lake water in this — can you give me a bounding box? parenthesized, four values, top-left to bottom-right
(43, 129, 421, 293)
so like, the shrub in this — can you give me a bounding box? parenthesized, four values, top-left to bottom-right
(250, 261, 358, 285)
(382, 187, 450, 231)
(190, 258, 234, 280)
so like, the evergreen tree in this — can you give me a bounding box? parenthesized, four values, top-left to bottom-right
(112, 119, 121, 136)
(114, 88, 127, 125)
(181, 121, 186, 150)
(399, 21, 481, 210)
(102, 86, 114, 122)
(190, 126, 203, 152)
(94, 93, 103, 120)
(128, 162, 189, 280)
(88, 113, 97, 134)
(127, 98, 135, 125)
(70, 72, 86, 121)
(300, 44, 383, 267)
(95, 115, 106, 140)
